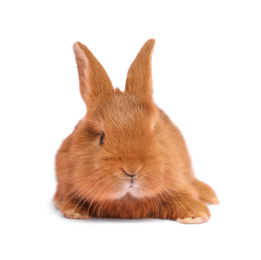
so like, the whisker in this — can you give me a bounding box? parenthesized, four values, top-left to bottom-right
(58, 180, 93, 210)
(171, 187, 197, 216)
(86, 181, 106, 217)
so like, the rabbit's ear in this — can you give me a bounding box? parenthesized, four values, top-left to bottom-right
(125, 39, 155, 97)
(73, 42, 114, 106)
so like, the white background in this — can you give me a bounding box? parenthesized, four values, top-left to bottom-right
(1, 1, 260, 259)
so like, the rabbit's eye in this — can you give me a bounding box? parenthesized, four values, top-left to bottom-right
(99, 132, 105, 146)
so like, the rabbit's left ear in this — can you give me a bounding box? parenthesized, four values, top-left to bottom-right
(125, 39, 155, 98)
(73, 42, 114, 107)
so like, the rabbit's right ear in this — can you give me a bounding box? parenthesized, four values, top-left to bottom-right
(73, 42, 114, 106)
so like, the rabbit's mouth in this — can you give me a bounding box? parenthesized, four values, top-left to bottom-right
(128, 179, 139, 189)
(120, 180, 140, 197)
(128, 179, 137, 188)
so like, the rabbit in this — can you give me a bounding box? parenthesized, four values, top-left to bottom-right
(53, 39, 219, 224)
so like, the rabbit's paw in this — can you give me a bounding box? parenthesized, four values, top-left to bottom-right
(177, 213, 209, 224)
(168, 193, 211, 224)
(63, 209, 91, 219)
(57, 199, 91, 219)
(176, 203, 210, 224)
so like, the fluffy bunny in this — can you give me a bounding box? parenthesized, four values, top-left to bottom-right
(54, 39, 219, 224)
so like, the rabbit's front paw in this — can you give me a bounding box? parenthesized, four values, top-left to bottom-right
(166, 192, 211, 224)
(177, 213, 209, 224)
(176, 202, 210, 224)
(56, 199, 91, 219)
(63, 209, 90, 219)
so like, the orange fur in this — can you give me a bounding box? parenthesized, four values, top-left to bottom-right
(54, 39, 219, 224)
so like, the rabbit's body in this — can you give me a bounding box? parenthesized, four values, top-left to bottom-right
(54, 40, 219, 223)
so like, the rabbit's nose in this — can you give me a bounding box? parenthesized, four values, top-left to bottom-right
(122, 169, 139, 178)
(121, 166, 143, 178)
